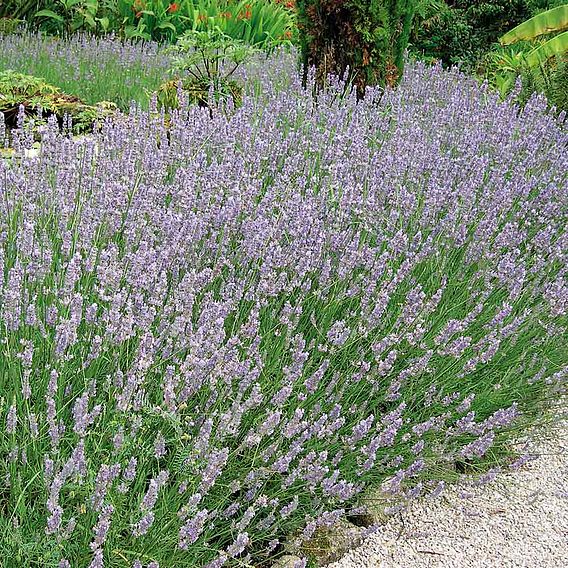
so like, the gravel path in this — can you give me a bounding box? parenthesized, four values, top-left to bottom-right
(330, 415, 568, 568)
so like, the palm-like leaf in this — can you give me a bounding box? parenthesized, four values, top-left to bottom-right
(526, 30, 568, 66)
(500, 5, 568, 45)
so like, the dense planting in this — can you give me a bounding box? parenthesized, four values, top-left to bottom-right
(0, 33, 170, 110)
(0, 1, 295, 44)
(0, 52, 567, 568)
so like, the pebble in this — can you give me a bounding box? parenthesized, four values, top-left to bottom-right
(330, 415, 568, 568)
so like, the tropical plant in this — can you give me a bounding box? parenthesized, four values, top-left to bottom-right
(481, 4, 568, 110)
(482, 40, 568, 111)
(500, 4, 568, 67)
(410, 1, 544, 69)
(296, 0, 419, 98)
(182, 0, 295, 49)
(501, 3, 567, 43)
(481, 44, 530, 97)
(114, 0, 295, 46)
(156, 27, 256, 112)
(34, 0, 111, 35)
(112, 0, 183, 41)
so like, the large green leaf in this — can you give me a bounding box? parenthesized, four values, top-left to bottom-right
(526, 31, 568, 66)
(500, 5, 568, 45)
(34, 9, 64, 22)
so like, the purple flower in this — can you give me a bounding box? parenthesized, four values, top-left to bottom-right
(0, 43, 566, 567)
(6, 404, 16, 434)
(179, 509, 208, 549)
(327, 320, 350, 346)
(91, 504, 114, 548)
(88, 548, 104, 568)
(91, 463, 121, 512)
(460, 431, 496, 459)
(226, 532, 250, 557)
(154, 431, 166, 458)
(141, 470, 169, 511)
(132, 512, 155, 537)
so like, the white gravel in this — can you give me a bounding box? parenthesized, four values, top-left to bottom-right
(330, 415, 568, 568)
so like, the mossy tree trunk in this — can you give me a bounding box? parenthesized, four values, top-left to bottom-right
(297, 1, 417, 98)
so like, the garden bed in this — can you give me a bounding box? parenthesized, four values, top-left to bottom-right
(0, 45, 566, 568)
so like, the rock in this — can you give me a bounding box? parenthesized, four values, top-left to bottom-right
(285, 519, 363, 565)
(354, 488, 396, 525)
(272, 555, 304, 568)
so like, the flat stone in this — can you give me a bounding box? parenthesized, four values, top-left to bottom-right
(272, 555, 303, 568)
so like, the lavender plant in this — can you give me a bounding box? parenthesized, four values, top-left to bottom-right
(0, 51, 567, 568)
(0, 33, 170, 110)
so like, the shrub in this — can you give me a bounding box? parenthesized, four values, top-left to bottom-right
(0, 69, 117, 135)
(0, 33, 170, 110)
(156, 28, 254, 113)
(296, 1, 418, 97)
(0, 52, 567, 567)
(410, 0, 552, 69)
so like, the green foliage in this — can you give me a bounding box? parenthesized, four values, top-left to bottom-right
(155, 76, 243, 111)
(500, 4, 568, 43)
(0, 18, 22, 34)
(0, 69, 60, 104)
(410, 1, 540, 69)
(34, 0, 110, 34)
(481, 43, 530, 96)
(169, 26, 259, 77)
(178, 0, 294, 49)
(481, 41, 568, 111)
(520, 54, 568, 109)
(3, 1, 295, 46)
(479, 3, 568, 111)
(499, 4, 568, 67)
(112, 0, 187, 41)
(81, 0, 294, 45)
(0, 69, 117, 134)
(156, 27, 254, 111)
(525, 30, 568, 65)
(0, 1, 44, 19)
(296, 1, 418, 97)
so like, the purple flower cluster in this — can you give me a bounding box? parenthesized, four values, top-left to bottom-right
(0, 32, 170, 109)
(0, 49, 566, 567)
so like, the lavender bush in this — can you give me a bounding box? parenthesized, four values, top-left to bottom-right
(0, 33, 170, 110)
(0, 52, 567, 568)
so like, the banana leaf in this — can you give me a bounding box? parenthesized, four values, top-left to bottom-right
(500, 5, 568, 45)
(526, 30, 568, 66)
